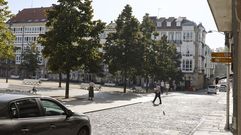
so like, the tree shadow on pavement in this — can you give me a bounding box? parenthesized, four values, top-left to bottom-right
(173, 90, 210, 95)
(55, 91, 147, 106)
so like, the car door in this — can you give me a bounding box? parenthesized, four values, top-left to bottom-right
(39, 98, 78, 135)
(10, 98, 50, 135)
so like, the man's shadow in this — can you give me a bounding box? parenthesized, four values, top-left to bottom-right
(153, 104, 160, 106)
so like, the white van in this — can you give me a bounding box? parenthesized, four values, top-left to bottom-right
(207, 85, 218, 94)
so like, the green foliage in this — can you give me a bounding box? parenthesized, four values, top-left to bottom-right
(104, 4, 142, 76)
(38, 0, 105, 98)
(151, 36, 182, 81)
(0, 0, 15, 60)
(104, 5, 143, 92)
(104, 6, 183, 91)
(39, 0, 105, 74)
(19, 44, 40, 78)
(139, 13, 156, 77)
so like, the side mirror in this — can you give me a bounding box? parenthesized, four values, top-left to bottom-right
(66, 109, 73, 118)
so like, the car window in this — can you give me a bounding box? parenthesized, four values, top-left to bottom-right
(9, 103, 18, 118)
(12, 99, 41, 118)
(208, 86, 216, 88)
(41, 99, 65, 116)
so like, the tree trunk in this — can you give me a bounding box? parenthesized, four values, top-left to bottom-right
(58, 73, 62, 88)
(145, 75, 149, 93)
(6, 60, 9, 83)
(65, 71, 70, 98)
(124, 69, 127, 93)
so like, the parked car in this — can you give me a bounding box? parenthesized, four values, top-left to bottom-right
(0, 94, 91, 135)
(219, 84, 227, 92)
(207, 85, 218, 94)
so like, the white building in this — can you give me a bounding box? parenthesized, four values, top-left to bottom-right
(100, 18, 215, 89)
(150, 17, 215, 89)
(7, 7, 49, 78)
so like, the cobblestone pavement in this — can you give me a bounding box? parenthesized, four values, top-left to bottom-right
(86, 92, 226, 135)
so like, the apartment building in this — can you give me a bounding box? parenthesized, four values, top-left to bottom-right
(150, 17, 214, 89)
(6, 7, 214, 88)
(7, 7, 49, 78)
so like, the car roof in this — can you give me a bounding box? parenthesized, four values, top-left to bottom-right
(0, 94, 39, 103)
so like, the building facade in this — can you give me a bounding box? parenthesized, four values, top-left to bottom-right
(7, 7, 49, 78)
(6, 7, 214, 89)
(150, 17, 214, 90)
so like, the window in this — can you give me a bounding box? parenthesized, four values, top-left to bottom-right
(167, 22, 171, 27)
(16, 55, 21, 63)
(157, 22, 162, 27)
(9, 103, 18, 118)
(182, 59, 192, 71)
(183, 31, 193, 42)
(12, 99, 41, 118)
(176, 22, 181, 26)
(41, 99, 65, 116)
(168, 32, 174, 41)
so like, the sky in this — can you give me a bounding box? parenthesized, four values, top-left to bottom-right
(6, 0, 225, 50)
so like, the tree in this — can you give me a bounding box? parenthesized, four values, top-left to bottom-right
(0, 0, 15, 59)
(0, 0, 15, 83)
(39, 0, 105, 98)
(140, 13, 156, 90)
(104, 5, 142, 93)
(19, 44, 40, 78)
(151, 36, 182, 82)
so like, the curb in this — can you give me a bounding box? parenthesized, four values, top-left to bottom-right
(83, 102, 142, 114)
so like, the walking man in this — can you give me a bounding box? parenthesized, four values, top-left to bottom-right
(152, 85, 162, 104)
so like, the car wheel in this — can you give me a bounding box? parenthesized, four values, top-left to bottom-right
(78, 127, 89, 135)
(207, 92, 210, 94)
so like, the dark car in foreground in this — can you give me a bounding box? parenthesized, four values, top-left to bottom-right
(0, 94, 91, 135)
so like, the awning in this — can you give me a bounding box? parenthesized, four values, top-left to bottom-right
(207, 0, 232, 32)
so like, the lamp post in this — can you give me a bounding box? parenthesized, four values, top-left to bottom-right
(225, 32, 231, 130)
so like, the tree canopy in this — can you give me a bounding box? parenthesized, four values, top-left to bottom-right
(0, 0, 15, 60)
(104, 4, 142, 92)
(104, 5, 182, 91)
(39, 0, 105, 98)
(19, 44, 40, 78)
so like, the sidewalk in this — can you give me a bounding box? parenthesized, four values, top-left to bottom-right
(0, 79, 154, 113)
(38, 89, 154, 113)
(191, 92, 233, 135)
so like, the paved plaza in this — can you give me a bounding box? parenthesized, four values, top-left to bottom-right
(0, 78, 233, 135)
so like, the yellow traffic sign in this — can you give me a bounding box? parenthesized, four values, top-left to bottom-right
(211, 57, 232, 63)
(211, 52, 231, 57)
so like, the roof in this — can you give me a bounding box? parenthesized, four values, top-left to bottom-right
(0, 93, 36, 103)
(182, 19, 197, 26)
(8, 7, 51, 24)
(150, 16, 198, 29)
(166, 17, 175, 22)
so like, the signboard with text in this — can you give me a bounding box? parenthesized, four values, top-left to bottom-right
(211, 57, 232, 63)
(211, 52, 231, 57)
(211, 52, 231, 63)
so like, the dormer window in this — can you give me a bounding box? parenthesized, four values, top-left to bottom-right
(176, 22, 181, 26)
(157, 22, 162, 27)
(167, 22, 171, 27)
